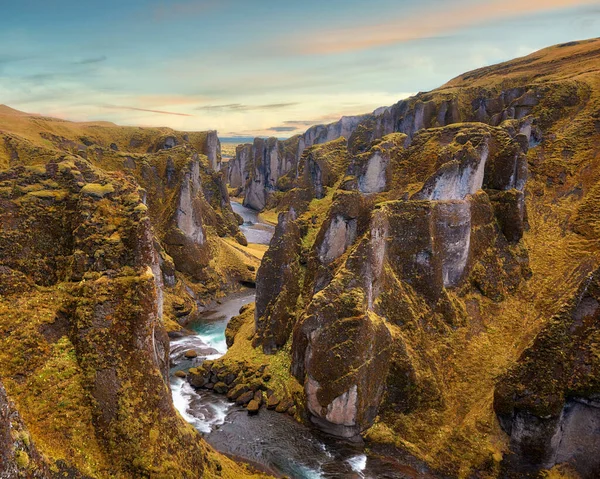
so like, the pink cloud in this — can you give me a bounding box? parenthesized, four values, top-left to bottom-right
(285, 0, 599, 55)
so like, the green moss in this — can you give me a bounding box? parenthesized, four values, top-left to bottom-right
(80, 182, 115, 198)
(28, 189, 69, 200)
(15, 450, 30, 469)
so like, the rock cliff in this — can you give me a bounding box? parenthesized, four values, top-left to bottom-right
(0, 110, 257, 330)
(0, 160, 210, 476)
(227, 115, 368, 210)
(0, 120, 266, 477)
(220, 38, 600, 477)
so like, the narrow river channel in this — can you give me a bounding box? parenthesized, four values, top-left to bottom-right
(169, 202, 427, 479)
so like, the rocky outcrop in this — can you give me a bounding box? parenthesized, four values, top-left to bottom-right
(0, 159, 210, 477)
(254, 209, 303, 353)
(226, 85, 542, 211)
(292, 285, 393, 438)
(187, 303, 300, 418)
(242, 40, 600, 475)
(231, 136, 301, 210)
(228, 116, 366, 210)
(96, 144, 250, 301)
(227, 46, 554, 213)
(247, 123, 528, 438)
(203, 130, 222, 172)
(494, 267, 600, 477)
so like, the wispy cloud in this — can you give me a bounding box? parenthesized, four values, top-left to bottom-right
(284, 0, 599, 55)
(74, 56, 107, 65)
(267, 126, 299, 132)
(101, 104, 195, 117)
(282, 120, 319, 126)
(195, 102, 297, 112)
(136, 94, 208, 106)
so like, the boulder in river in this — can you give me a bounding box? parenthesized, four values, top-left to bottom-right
(214, 382, 229, 394)
(266, 394, 280, 409)
(227, 384, 249, 401)
(247, 399, 260, 415)
(184, 349, 198, 358)
(236, 391, 254, 406)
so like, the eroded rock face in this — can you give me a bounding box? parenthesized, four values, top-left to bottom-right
(226, 39, 600, 475)
(136, 148, 246, 283)
(0, 381, 51, 478)
(231, 116, 366, 211)
(204, 130, 222, 172)
(175, 159, 206, 245)
(318, 215, 357, 264)
(227, 65, 543, 212)
(254, 209, 303, 353)
(494, 268, 600, 477)
(0, 159, 208, 477)
(228, 143, 251, 189)
(293, 287, 393, 438)
(255, 123, 531, 440)
(358, 152, 389, 194)
(413, 139, 489, 201)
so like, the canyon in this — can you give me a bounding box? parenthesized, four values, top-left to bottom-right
(1, 37, 600, 479)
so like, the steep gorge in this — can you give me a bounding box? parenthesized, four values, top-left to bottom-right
(210, 38, 600, 478)
(1, 38, 600, 479)
(0, 114, 267, 477)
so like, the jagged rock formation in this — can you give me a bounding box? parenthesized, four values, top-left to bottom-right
(0, 160, 209, 476)
(273, 123, 530, 439)
(227, 57, 547, 213)
(227, 115, 367, 210)
(233, 38, 600, 477)
(0, 119, 266, 478)
(494, 266, 600, 476)
(0, 109, 256, 331)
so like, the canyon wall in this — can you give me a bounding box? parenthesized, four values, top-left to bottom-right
(0, 160, 210, 476)
(228, 115, 368, 210)
(0, 114, 264, 478)
(243, 38, 600, 477)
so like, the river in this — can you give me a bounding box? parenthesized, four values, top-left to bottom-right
(231, 200, 275, 245)
(169, 202, 428, 478)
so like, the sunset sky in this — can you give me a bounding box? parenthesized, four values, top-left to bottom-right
(1, 0, 598, 137)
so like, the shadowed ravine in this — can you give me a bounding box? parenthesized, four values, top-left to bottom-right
(169, 202, 425, 479)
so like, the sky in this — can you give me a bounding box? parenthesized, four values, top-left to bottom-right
(0, 0, 598, 137)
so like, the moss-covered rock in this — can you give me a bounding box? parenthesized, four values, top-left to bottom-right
(222, 38, 600, 478)
(494, 267, 600, 476)
(0, 159, 213, 477)
(254, 209, 303, 353)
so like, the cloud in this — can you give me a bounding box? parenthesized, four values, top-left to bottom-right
(0, 55, 32, 64)
(282, 120, 319, 126)
(101, 104, 194, 117)
(195, 102, 297, 112)
(136, 94, 208, 106)
(283, 0, 599, 55)
(267, 126, 299, 132)
(74, 56, 107, 65)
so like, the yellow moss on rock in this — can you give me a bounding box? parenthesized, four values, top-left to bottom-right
(80, 182, 115, 198)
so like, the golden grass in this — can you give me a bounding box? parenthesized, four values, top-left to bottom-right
(0, 288, 111, 477)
